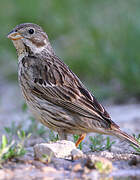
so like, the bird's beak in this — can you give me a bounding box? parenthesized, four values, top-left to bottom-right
(7, 30, 23, 40)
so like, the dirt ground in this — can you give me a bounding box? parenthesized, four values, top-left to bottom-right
(0, 83, 140, 179)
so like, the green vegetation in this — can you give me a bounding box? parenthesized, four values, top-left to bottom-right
(1, 0, 140, 101)
(131, 134, 140, 154)
(89, 135, 115, 152)
(4, 119, 115, 152)
(4, 120, 140, 157)
(49, 130, 59, 142)
(21, 103, 28, 112)
(4, 121, 23, 138)
(0, 130, 31, 165)
(94, 160, 112, 174)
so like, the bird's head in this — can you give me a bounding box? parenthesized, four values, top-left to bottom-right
(7, 23, 53, 57)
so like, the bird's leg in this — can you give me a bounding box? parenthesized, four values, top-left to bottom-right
(75, 133, 86, 147)
(58, 130, 68, 140)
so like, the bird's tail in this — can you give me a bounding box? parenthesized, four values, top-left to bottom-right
(111, 128, 140, 148)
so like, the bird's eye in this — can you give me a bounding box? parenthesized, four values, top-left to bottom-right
(28, 29, 34, 34)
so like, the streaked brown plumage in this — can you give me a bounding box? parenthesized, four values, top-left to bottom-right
(7, 23, 140, 148)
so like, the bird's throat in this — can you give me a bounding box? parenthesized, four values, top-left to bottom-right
(12, 39, 28, 60)
(12, 38, 55, 61)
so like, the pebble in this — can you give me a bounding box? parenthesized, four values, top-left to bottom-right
(34, 140, 78, 160)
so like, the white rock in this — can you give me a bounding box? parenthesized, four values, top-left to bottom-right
(71, 149, 84, 160)
(34, 140, 77, 159)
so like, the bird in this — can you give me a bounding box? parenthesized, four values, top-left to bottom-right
(7, 23, 140, 148)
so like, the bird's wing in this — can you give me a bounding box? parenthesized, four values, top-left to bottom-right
(28, 54, 118, 129)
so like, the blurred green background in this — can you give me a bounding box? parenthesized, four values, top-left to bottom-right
(1, 0, 140, 102)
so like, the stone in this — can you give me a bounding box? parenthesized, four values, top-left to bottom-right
(85, 155, 113, 174)
(72, 163, 83, 172)
(71, 148, 84, 160)
(82, 169, 99, 180)
(34, 140, 77, 160)
(129, 156, 140, 166)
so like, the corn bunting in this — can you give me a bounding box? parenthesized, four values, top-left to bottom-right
(7, 23, 140, 148)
